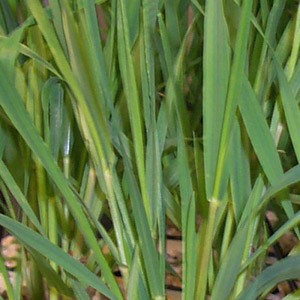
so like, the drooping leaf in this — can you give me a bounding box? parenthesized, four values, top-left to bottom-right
(239, 255, 300, 300)
(0, 215, 117, 300)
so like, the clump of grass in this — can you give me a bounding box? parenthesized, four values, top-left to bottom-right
(0, 0, 300, 299)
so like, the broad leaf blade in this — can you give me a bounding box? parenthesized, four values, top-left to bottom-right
(202, 0, 230, 199)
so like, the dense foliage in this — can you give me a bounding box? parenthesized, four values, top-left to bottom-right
(0, 0, 300, 299)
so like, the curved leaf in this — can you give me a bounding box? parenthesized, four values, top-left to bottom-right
(0, 215, 117, 300)
(238, 255, 300, 300)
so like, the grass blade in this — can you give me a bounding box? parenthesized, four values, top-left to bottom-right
(212, 0, 253, 199)
(0, 252, 14, 300)
(117, 0, 149, 222)
(120, 135, 164, 298)
(239, 77, 283, 184)
(262, 164, 300, 204)
(203, 0, 230, 199)
(0, 63, 122, 298)
(211, 224, 248, 300)
(239, 255, 300, 300)
(0, 215, 117, 300)
(0, 160, 44, 234)
(273, 58, 300, 163)
(228, 121, 251, 221)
